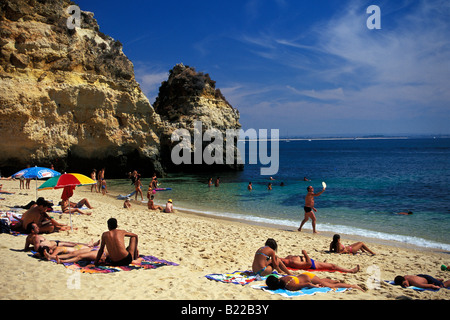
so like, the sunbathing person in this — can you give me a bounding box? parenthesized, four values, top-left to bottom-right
(279, 250, 360, 273)
(46, 247, 109, 265)
(252, 238, 292, 276)
(24, 225, 99, 254)
(20, 198, 70, 233)
(95, 218, 141, 266)
(394, 274, 450, 290)
(60, 199, 92, 215)
(0, 184, 15, 194)
(329, 234, 376, 255)
(266, 273, 364, 292)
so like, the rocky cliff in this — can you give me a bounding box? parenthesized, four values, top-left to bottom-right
(154, 63, 243, 172)
(0, 0, 241, 177)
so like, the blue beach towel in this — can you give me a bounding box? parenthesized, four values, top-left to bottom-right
(251, 283, 349, 297)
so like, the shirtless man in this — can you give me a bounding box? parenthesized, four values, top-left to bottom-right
(394, 274, 450, 290)
(21, 197, 56, 233)
(298, 185, 325, 233)
(279, 250, 360, 273)
(95, 218, 141, 267)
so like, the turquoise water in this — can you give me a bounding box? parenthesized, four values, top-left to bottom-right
(107, 138, 450, 251)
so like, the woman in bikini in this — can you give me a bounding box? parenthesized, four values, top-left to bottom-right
(252, 238, 292, 276)
(280, 249, 360, 273)
(329, 234, 376, 255)
(266, 272, 365, 291)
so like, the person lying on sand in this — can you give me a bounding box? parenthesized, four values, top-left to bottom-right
(252, 238, 292, 276)
(329, 234, 376, 255)
(279, 250, 360, 273)
(266, 273, 365, 292)
(24, 226, 99, 253)
(0, 184, 15, 194)
(46, 246, 109, 265)
(394, 274, 450, 290)
(60, 199, 92, 215)
(95, 218, 141, 267)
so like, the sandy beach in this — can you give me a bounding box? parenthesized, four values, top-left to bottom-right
(0, 178, 449, 302)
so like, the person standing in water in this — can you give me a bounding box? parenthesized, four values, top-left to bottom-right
(298, 185, 325, 233)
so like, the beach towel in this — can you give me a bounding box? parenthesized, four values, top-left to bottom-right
(30, 252, 178, 274)
(385, 280, 450, 292)
(251, 283, 349, 298)
(61, 255, 179, 274)
(205, 270, 276, 285)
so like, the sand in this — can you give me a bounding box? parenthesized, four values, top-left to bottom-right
(0, 179, 449, 302)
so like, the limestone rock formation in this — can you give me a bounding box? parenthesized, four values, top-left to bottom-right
(0, 0, 163, 176)
(154, 63, 243, 172)
(0, 0, 242, 177)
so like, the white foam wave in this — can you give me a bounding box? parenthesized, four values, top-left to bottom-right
(177, 205, 450, 252)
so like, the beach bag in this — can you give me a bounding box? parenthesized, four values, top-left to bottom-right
(0, 219, 11, 234)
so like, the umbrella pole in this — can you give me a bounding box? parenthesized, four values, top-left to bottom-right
(69, 197, 73, 231)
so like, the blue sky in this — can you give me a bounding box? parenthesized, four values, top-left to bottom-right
(74, 0, 450, 136)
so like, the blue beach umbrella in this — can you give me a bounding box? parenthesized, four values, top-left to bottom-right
(12, 166, 61, 200)
(12, 166, 61, 179)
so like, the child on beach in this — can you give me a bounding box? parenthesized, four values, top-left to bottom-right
(164, 199, 173, 213)
(298, 185, 325, 233)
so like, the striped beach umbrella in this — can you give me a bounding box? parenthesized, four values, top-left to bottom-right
(38, 173, 96, 230)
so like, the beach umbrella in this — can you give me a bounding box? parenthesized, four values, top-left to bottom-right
(12, 166, 61, 200)
(38, 173, 96, 230)
(12, 166, 61, 180)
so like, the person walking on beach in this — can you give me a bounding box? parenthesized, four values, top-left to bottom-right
(134, 176, 144, 201)
(95, 218, 140, 267)
(298, 185, 325, 233)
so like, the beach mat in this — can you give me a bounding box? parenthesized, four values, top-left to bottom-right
(251, 283, 348, 297)
(205, 270, 276, 285)
(62, 255, 179, 274)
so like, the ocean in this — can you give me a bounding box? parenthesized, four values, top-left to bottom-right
(107, 138, 450, 252)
